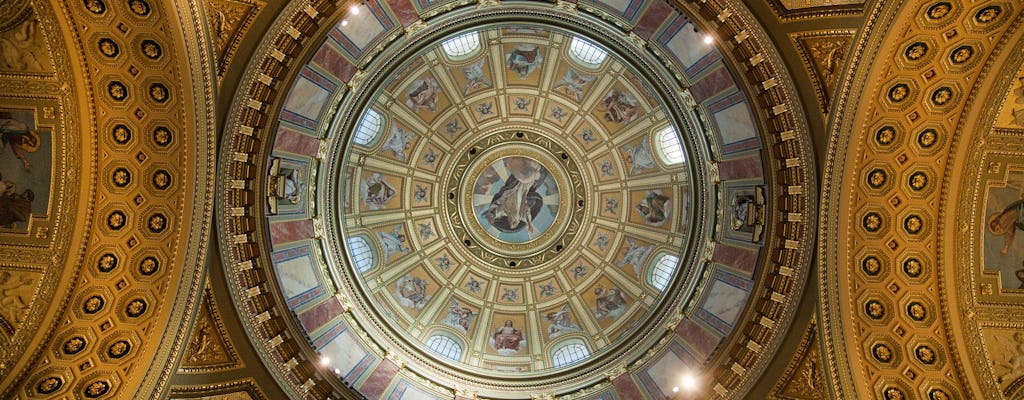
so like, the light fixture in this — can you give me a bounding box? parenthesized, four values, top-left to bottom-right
(680, 373, 698, 391)
(334, 368, 341, 375)
(320, 356, 331, 366)
(341, 19, 349, 27)
(703, 35, 713, 44)
(350, 4, 360, 15)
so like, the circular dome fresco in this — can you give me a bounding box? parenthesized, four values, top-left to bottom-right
(324, 20, 704, 381)
(219, 0, 817, 398)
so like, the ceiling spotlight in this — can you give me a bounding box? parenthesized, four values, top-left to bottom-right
(350, 4, 360, 15)
(703, 35, 713, 44)
(672, 386, 679, 393)
(334, 368, 341, 375)
(341, 19, 349, 27)
(680, 373, 698, 391)
(320, 356, 331, 366)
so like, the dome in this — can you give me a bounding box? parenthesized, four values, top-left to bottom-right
(324, 19, 702, 382)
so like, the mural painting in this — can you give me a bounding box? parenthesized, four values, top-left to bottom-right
(0, 109, 49, 232)
(543, 304, 580, 339)
(379, 125, 416, 161)
(458, 58, 492, 95)
(360, 172, 400, 211)
(473, 156, 559, 243)
(615, 237, 652, 278)
(723, 183, 766, 243)
(505, 44, 543, 81)
(632, 189, 671, 227)
(984, 170, 1024, 289)
(440, 300, 476, 333)
(599, 87, 640, 124)
(552, 67, 594, 103)
(588, 281, 629, 326)
(392, 273, 433, 313)
(621, 137, 656, 176)
(405, 76, 442, 113)
(489, 318, 526, 355)
(375, 224, 410, 261)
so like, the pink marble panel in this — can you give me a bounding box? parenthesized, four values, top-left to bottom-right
(712, 243, 758, 274)
(358, 359, 399, 399)
(298, 299, 345, 332)
(273, 127, 320, 156)
(312, 44, 357, 82)
(385, 0, 419, 25)
(613, 375, 645, 399)
(690, 64, 736, 103)
(674, 317, 719, 360)
(270, 219, 314, 245)
(632, 0, 672, 40)
(718, 156, 763, 180)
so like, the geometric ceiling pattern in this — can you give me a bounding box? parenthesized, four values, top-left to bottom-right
(3, 0, 1024, 399)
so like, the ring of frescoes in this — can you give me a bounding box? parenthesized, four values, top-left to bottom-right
(444, 129, 584, 271)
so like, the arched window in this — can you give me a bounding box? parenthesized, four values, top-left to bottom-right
(347, 236, 374, 273)
(648, 254, 679, 291)
(568, 37, 608, 67)
(655, 126, 685, 165)
(425, 334, 463, 361)
(441, 31, 481, 59)
(353, 109, 382, 146)
(551, 340, 590, 368)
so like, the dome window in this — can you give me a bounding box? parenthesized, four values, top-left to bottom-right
(353, 108, 382, 147)
(441, 31, 481, 59)
(648, 254, 679, 291)
(347, 236, 374, 273)
(568, 37, 608, 67)
(551, 340, 590, 368)
(655, 126, 685, 165)
(425, 334, 463, 361)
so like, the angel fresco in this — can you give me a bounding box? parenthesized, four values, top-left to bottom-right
(405, 77, 441, 113)
(635, 190, 671, 226)
(506, 44, 543, 80)
(393, 275, 430, 310)
(490, 320, 526, 355)
(601, 88, 639, 124)
(461, 59, 491, 94)
(621, 138, 655, 176)
(441, 300, 475, 333)
(545, 305, 580, 338)
(616, 239, 651, 272)
(591, 286, 628, 321)
(552, 68, 594, 102)
(380, 126, 415, 161)
(377, 224, 410, 260)
(361, 173, 396, 210)
(1, 115, 41, 172)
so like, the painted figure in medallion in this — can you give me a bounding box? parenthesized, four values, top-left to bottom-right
(442, 300, 475, 333)
(479, 157, 548, 235)
(601, 88, 639, 124)
(490, 320, 526, 354)
(0, 115, 40, 172)
(506, 44, 543, 80)
(393, 275, 430, 310)
(545, 304, 580, 338)
(405, 77, 441, 113)
(635, 190, 671, 226)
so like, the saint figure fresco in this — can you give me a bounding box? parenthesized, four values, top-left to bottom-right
(490, 320, 526, 355)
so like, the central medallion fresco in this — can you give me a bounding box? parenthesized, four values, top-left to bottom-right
(472, 156, 559, 243)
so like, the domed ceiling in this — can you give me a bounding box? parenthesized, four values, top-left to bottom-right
(217, 0, 816, 398)
(331, 22, 698, 376)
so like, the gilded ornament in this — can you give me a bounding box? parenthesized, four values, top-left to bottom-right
(36, 376, 62, 394)
(863, 212, 882, 232)
(975, 5, 1001, 24)
(930, 87, 952, 106)
(153, 126, 171, 146)
(83, 0, 105, 14)
(862, 256, 881, 275)
(149, 83, 169, 103)
(107, 211, 126, 230)
(128, 0, 150, 16)
(949, 45, 972, 64)
(925, 2, 952, 20)
(139, 256, 159, 275)
(112, 124, 131, 144)
(152, 170, 171, 190)
(84, 380, 109, 398)
(906, 302, 926, 321)
(82, 295, 104, 314)
(904, 42, 927, 61)
(903, 215, 922, 234)
(917, 129, 938, 148)
(112, 168, 131, 187)
(908, 172, 927, 191)
(125, 298, 147, 317)
(97, 253, 117, 272)
(915, 345, 935, 364)
(98, 38, 118, 58)
(928, 389, 950, 400)
(875, 126, 896, 145)
(107, 340, 131, 358)
(141, 40, 161, 59)
(865, 300, 885, 319)
(148, 214, 166, 233)
(63, 336, 86, 354)
(867, 169, 886, 188)
(902, 258, 922, 278)
(872, 343, 893, 362)
(888, 84, 909, 103)
(107, 82, 127, 101)
(883, 386, 905, 400)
